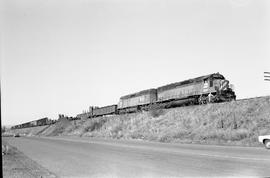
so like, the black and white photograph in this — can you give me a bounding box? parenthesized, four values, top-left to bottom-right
(1, 0, 270, 177)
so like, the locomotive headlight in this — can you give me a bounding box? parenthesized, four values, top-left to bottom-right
(229, 84, 235, 91)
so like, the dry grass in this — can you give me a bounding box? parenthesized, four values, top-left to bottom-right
(91, 96, 270, 146)
(2, 140, 56, 178)
(10, 96, 270, 146)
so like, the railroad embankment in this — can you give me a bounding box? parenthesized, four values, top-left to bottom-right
(10, 96, 270, 146)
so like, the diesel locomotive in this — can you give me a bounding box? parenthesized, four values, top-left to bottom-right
(77, 72, 236, 118)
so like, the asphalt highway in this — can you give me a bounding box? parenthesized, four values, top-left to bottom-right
(4, 136, 270, 178)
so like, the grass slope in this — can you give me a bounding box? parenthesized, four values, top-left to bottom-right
(10, 96, 270, 146)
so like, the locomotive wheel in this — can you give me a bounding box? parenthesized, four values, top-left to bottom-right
(199, 96, 204, 105)
(200, 100, 205, 105)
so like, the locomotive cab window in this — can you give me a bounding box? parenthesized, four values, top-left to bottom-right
(210, 80, 213, 87)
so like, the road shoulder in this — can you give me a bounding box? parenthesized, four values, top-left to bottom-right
(2, 139, 57, 178)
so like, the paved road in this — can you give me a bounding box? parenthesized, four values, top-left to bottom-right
(4, 136, 270, 178)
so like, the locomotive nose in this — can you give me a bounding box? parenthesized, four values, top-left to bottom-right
(220, 80, 229, 91)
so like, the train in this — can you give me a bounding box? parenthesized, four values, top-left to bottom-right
(12, 73, 236, 129)
(76, 72, 236, 119)
(11, 117, 56, 130)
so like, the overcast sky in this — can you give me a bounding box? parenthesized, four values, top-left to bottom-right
(1, 0, 270, 126)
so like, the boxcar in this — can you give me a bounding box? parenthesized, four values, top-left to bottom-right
(36, 117, 49, 126)
(92, 105, 117, 117)
(22, 122, 31, 128)
(30, 120, 37, 126)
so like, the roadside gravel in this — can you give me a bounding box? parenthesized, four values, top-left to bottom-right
(2, 140, 57, 178)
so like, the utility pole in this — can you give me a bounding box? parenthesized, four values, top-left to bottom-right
(264, 72, 270, 81)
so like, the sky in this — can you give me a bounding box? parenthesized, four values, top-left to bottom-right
(1, 0, 270, 126)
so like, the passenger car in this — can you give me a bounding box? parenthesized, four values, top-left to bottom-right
(258, 135, 270, 149)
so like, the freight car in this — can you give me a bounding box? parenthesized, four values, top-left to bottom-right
(92, 105, 118, 117)
(76, 112, 90, 120)
(36, 117, 49, 126)
(77, 105, 118, 118)
(11, 117, 54, 129)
